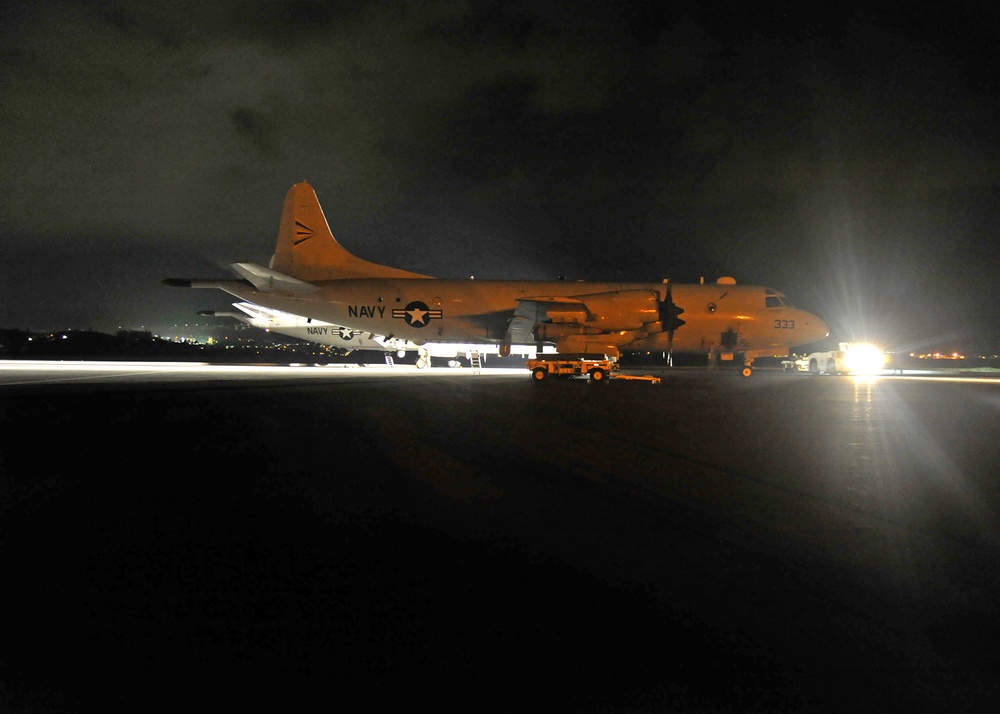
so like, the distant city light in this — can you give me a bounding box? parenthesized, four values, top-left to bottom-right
(913, 352, 967, 360)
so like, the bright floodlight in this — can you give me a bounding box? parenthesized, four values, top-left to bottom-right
(844, 343, 886, 374)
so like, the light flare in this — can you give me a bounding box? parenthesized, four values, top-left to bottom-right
(843, 343, 886, 374)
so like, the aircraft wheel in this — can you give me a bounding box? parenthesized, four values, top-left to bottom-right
(809, 359, 819, 375)
(416, 356, 428, 369)
(531, 367, 548, 383)
(590, 367, 607, 383)
(741, 365, 753, 378)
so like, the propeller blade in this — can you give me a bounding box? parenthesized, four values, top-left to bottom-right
(658, 283, 686, 332)
(659, 282, 684, 366)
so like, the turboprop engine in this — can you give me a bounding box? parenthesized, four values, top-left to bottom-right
(569, 290, 661, 329)
(535, 290, 663, 337)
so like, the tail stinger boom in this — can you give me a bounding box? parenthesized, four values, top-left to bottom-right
(270, 181, 431, 281)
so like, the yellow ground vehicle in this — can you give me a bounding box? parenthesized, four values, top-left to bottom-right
(526, 357, 660, 384)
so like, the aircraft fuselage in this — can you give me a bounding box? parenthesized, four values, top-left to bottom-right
(210, 278, 827, 358)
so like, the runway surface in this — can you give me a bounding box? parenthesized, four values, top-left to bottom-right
(2, 361, 999, 712)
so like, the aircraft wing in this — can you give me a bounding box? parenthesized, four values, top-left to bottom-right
(504, 300, 542, 345)
(504, 297, 589, 345)
(230, 263, 317, 292)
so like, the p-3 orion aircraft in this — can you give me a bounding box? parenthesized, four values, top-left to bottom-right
(165, 181, 828, 376)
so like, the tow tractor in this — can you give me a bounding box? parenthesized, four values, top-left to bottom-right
(782, 342, 886, 375)
(526, 356, 661, 384)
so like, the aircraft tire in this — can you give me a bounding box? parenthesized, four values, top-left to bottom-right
(741, 365, 753, 378)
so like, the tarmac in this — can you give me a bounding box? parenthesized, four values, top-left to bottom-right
(2, 361, 999, 712)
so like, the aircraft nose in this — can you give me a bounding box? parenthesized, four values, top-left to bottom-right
(796, 310, 830, 345)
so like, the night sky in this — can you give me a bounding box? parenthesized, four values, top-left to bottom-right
(1, 1, 997, 353)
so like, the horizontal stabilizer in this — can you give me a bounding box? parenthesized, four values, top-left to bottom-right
(230, 263, 317, 292)
(197, 310, 242, 318)
(162, 278, 250, 291)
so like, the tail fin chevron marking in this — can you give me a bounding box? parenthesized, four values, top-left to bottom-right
(294, 220, 315, 245)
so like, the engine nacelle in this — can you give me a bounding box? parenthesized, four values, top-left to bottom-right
(570, 290, 660, 330)
(533, 290, 667, 346)
(535, 323, 597, 341)
(555, 330, 644, 357)
(556, 335, 623, 357)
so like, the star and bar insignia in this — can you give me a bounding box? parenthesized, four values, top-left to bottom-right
(392, 301, 442, 327)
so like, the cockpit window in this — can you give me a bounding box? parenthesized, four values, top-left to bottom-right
(766, 296, 793, 308)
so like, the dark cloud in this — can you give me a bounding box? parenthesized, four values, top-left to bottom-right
(229, 107, 280, 156)
(0, 0, 997, 350)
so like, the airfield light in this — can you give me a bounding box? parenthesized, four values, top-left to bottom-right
(843, 343, 886, 374)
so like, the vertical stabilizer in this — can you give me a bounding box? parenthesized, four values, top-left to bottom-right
(270, 181, 431, 280)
